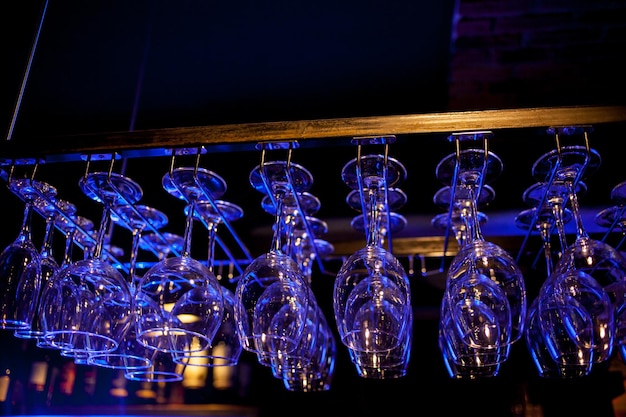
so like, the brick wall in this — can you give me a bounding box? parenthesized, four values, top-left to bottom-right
(447, 0, 626, 110)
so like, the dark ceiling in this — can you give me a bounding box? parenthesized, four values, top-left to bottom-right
(1, 0, 456, 138)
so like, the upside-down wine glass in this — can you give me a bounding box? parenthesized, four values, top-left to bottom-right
(35, 214, 93, 353)
(14, 199, 75, 341)
(88, 204, 169, 371)
(532, 132, 625, 367)
(595, 197, 626, 365)
(0, 174, 52, 330)
(235, 144, 313, 368)
(346, 154, 412, 379)
(435, 187, 503, 379)
(262, 188, 337, 388)
(260, 191, 335, 385)
(40, 157, 138, 356)
(135, 150, 225, 358)
(333, 136, 412, 370)
(172, 199, 244, 368)
(125, 232, 185, 382)
(439, 132, 522, 373)
(515, 203, 594, 378)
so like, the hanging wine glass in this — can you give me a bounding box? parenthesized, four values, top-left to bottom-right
(0, 176, 53, 330)
(40, 160, 138, 356)
(440, 134, 526, 347)
(435, 182, 505, 379)
(515, 205, 593, 378)
(88, 204, 169, 371)
(14, 199, 75, 341)
(235, 148, 313, 366)
(282, 311, 336, 391)
(260, 186, 335, 384)
(172, 199, 244, 368)
(34, 213, 92, 353)
(595, 203, 626, 360)
(531, 138, 624, 289)
(532, 134, 623, 365)
(135, 153, 225, 356)
(333, 141, 412, 357)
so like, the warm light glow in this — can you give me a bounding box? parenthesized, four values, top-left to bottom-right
(0, 375, 9, 402)
(28, 361, 48, 391)
(176, 314, 201, 324)
(182, 357, 208, 389)
(212, 344, 234, 390)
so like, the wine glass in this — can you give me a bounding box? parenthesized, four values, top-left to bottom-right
(333, 152, 412, 355)
(88, 204, 169, 371)
(346, 176, 411, 378)
(282, 311, 337, 391)
(262, 191, 336, 384)
(235, 158, 313, 366)
(135, 164, 225, 356)
(40, 169, 139, 355)
(172, 199, 244, 368)
(440, 145, 526, 347)
(0, 178, 53, 330)
(14, 199, 76, 341)
(434, 183, 507, 379)
(515, 205, 593, 378)
(595, 203, 626, 358)
(34, 213, 92, 353)
(533, 144, 623, 365)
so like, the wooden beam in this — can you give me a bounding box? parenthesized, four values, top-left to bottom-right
(1, 105, 625, 162)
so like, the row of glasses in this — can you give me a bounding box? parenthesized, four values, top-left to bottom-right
(0, 170, 51, 331)
(595, 180, 626, 364)
(35, 156, 138, 367)
(14, 198, 76, 344)
(437, 131, 526, 379)
(333, 136, 413, 379)
(131, 149, 230, 382)
(175, 199, 244, 368)
(235, 142, 336, 391)
(254, 159, 337, 391)
(87, 203, 169, 372)
(517, 127, 626, 378)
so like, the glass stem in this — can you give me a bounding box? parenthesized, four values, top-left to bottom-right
(270, 186, 287, 254)
(182, 200, 196, 258)
(18, 201, 34, 245)
(567, 181, 588, 241)
(206, 220, 218, 273)
(365, 179, 383, 248)
(538, 220, 554, 278)
(92, 204, 111, 259)
(61, 227, 75, 268)
(128, 227, 142, 290)
(40, 212, 56, 261)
